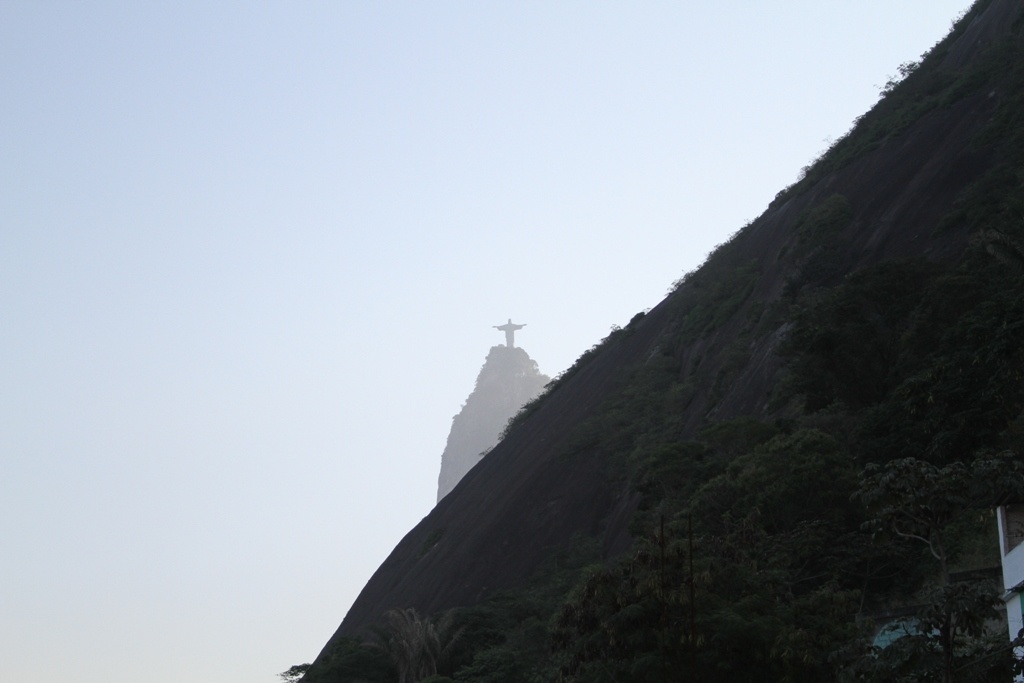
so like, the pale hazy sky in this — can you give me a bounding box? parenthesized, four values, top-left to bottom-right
(1, 2, 975, 682)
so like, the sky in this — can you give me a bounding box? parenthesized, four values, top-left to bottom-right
(0, 2, 976, 682)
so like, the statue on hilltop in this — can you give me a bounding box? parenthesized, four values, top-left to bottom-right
(493, 318, 526, 347)
(436, 322, 548, 502)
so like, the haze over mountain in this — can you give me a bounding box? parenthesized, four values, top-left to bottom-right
(4, 3, 996, 683)
(296, 0, 1024, 679)
(437, 339, 549, 503)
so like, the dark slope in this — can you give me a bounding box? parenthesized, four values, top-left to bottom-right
(310, 0, 1023, 667)
(332, 311, 661, 627)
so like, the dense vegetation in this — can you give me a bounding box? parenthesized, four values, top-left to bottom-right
(298, 1, 1024, 680)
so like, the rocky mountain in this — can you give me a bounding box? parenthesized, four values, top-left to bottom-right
(302, 0, 1024, 679)
(436, 344, 549, 503)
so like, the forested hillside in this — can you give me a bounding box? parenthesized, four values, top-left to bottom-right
(300, 0, 1024, 680)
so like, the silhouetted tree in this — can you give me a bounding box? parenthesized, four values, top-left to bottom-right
(278, 663, 310, 683)
(371, 608, 462, 683)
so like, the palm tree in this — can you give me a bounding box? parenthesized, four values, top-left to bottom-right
(371, 607, 462, 683)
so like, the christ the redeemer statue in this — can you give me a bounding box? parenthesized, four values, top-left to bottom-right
(494, 318, 526, 347)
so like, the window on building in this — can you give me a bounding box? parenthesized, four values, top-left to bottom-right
(1002, 505, 1024, 554)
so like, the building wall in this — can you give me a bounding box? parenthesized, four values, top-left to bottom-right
(997, 506, 1024, 682)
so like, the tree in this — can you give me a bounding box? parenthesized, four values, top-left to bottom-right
(852, 454, 1024, 682)
(371, 608, 463, 683)
(278, 663, 310, 683)
(856, 457, 971, 585)
(857, 453, 1024, 585)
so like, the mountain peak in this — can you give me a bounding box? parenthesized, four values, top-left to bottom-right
(436, 343, 549, 502)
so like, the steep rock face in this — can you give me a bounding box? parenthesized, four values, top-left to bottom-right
(436, 345, 549, 502)
(308, 0, 1024, 667)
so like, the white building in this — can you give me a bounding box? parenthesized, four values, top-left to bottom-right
(996, 504, 1024, 649)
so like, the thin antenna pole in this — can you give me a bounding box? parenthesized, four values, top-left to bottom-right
(688, 512, 696, 675)
(660, 513, 667, 683)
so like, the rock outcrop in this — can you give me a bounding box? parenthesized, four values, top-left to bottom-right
(436, 345, 549, 502)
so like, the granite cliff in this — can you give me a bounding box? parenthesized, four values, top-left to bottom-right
(303, 1, 1024, 679)
(436, 344, 549, 503)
